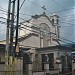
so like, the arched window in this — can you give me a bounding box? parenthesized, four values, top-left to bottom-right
(57, 19, 59, 24)
(52, 19, 54, 25)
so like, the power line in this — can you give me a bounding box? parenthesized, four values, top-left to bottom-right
(59, 39, 71, 44)
(20, 22, 74, 38)
(59, 18, 75, 22)
(0, 6, 33, 17)
(0, 22, 74, 45)
(19, 24, 75, 48)
(47, 8, 75, 15)
(19, 15, 75, 27)
(19, 27, 39, 34)
(51, 0, 65, 9)
(20, 19, 74, 29)
(0, 14, 74, 27)
(0, 8, 72, 25)
(0, 13, 8, 15)
(60, 36, 74, 43)
(60, 13, 75, 18)
(0, 17, 75, 28)
(0, 27, 71, 44)
(0, 6, 74, 28)
(0, 7, 7, 13)
(59, 14, 75, 22)
(14, 0, 26, 20)
(59, 39, 74, 45)
(19, 0, 26, 11)
(60, 32, 74, 35)
(49, 0, 74, 15)
(0, 6, 74, 20)
(60, 21, 74, 26)
(0, 21, 7, 24)
(28, 0, 50, 13)
(28, 0, 75, 15)
(0, 6, 7, 11)
(0, 17, 7, 20)
(0, 6, 75, 20)
(51, 0, 74, 20)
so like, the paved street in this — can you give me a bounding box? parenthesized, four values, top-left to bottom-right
(33, 72, 44, 75)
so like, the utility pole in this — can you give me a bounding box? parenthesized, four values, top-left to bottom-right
(9, 0, 16, 75)
(15, 0, 20, 57)
(6, 0, 20, 74)
(5, 0, 11, 75)
(14, 0, 20, 74)
(15, 0, 19, 51)
(5, 0, 16, 75)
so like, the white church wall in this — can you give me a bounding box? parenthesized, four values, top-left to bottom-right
(20, 36, 40, 48)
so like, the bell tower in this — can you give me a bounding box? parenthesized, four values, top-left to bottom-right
(50, 13, 60, 40)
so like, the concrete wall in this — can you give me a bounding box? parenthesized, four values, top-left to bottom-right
(16, 58, 23, 75)
(20, 36, 40, 48)
(0, 48, 5, 62)
(20, 14, 59, 48)
(0, 48, 5, 75)
(0, 47, 23, 75)
(0, 58, 23, 75)
(37, 49, 72, 71)
(0, 64, 5, 75)
(31, 16, 59, 47)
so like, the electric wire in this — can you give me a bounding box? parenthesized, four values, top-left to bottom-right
(0, 6, 33, 19)
(60, 36, 74, 43)
(0, 7, 75, 20)
(51, 0, 66, 9)
(19, 24, 75, 44)
(0, 17, 75, 28)
(47, 8, 75, 15)
(0, 1, 75, 49)
(0, 20, 74, 46)
(0, 6, 75, 21)
(0, 12, 72, 25)
(50, 0, 74, 22)
(0, 17, 7, 20)
(60, 13, 75, 19)
(0, 2, 74, 43)
(59, 21, 74, 26)
(28, 0, 75, 16)
(0, 15, 74, 30)
(19, 0, 26, 11)
(28, 0, 50, 13)
(60, 32, 75, 35)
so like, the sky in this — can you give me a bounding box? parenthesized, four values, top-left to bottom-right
(0, 0, 75, 44)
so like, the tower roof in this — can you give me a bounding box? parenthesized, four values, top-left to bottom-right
(50, 13, 60, 18)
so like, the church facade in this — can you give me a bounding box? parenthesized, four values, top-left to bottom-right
(19, 12, 73, 74)
(0, 12, 74, 75)
(19, 12, 60, 48)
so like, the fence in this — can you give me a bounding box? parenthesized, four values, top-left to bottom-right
(0, 70, 33, 75)
(0, 70, 75, 75)
(43, 69, 75, 75)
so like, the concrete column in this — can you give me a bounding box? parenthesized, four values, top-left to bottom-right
(59, 63, 62, 73)
(56, 57, 62, 73)
(28, 62, 32, 75)
(44, 54, 50, 74)
(44, 62, 50, 75)
(28, 52, 33, 75)
(44, 62, 49, 73)
(16, 58, 23, 75)
(72, 60, 75, 75)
